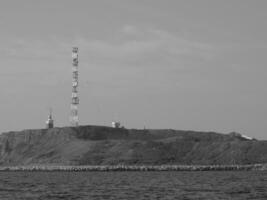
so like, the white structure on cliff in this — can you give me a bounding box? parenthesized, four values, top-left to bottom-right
(70, 47, 79, 126)
(46, 108, 54, 128)
(112, 121, 121, 128)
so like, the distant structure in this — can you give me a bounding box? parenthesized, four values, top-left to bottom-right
(111, 121, 121, 128)
(229, 132, 253, 140)
(46, 108, 54, 129)
(70, 47, 79, 126)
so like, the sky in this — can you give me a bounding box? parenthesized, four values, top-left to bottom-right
(0, 0, 266, 139)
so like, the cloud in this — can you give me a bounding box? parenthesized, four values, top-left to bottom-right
(0, 25, 214, 69)
(71, 26, 214, 69)
(0, 38, 68, 60)
(121, 25, 139, 35)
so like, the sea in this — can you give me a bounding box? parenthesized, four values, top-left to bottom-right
(0, 171, 266, 199)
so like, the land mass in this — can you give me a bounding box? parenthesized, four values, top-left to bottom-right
(0, 125, 266, 166)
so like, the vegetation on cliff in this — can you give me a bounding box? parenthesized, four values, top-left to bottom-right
(0, 125, 266, 166)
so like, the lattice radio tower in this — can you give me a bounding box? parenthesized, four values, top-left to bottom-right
(70, 47, 79, 126)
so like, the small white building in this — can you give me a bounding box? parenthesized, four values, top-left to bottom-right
(111, 121, 121, 128)
(46, 112, 54, 129)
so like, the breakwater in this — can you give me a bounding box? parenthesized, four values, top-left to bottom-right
(0, 164, 266, 171)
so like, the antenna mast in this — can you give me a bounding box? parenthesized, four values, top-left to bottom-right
(70, 47, 79, 126)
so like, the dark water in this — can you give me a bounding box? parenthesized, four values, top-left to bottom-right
(0, 171, 266, 199)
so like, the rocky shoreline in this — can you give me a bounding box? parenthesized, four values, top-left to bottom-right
(0, 164, 266, 172)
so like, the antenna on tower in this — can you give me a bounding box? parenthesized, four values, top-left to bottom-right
(49, 107, 52, 117)
(70, 47, 79, 126)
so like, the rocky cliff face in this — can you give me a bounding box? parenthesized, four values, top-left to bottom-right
(0, 126, 266, 166)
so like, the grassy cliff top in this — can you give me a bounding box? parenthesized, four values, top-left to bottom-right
(0, 125, 266, 166)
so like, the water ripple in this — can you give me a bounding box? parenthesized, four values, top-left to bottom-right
(0, 171, 266, 199)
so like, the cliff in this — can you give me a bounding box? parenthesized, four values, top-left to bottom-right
(0, 125, 266, 166)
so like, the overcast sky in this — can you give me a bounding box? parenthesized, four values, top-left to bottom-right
(0, 0, 266, 139)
